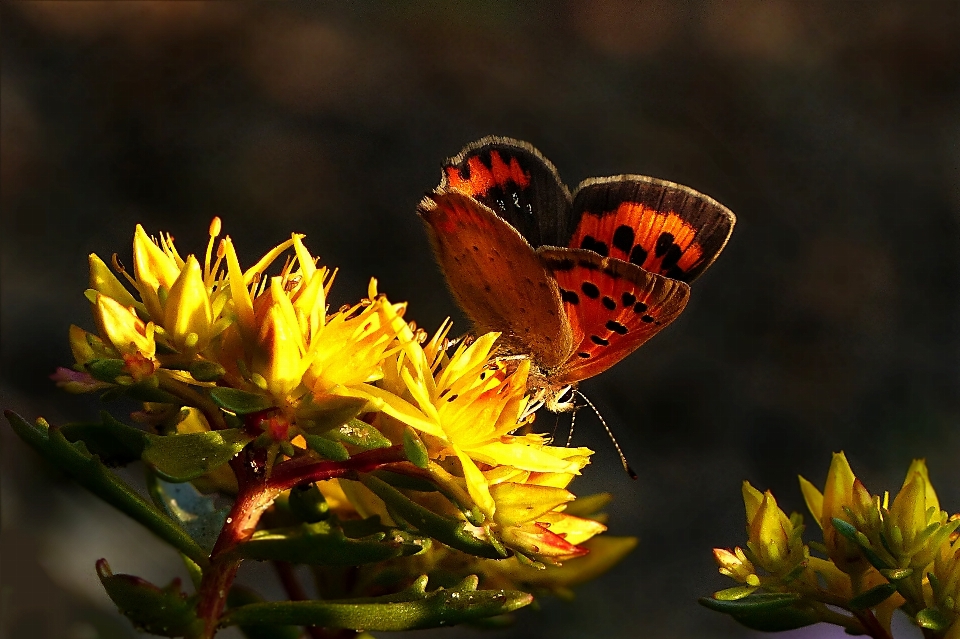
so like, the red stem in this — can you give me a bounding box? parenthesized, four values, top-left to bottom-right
(853, 610, 893, 639)
(191, 445, 408, 638)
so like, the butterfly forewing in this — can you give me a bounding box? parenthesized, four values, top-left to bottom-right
(419, 190, 574, 369)
(569, 176, 735, 283)
(538, 247, 691, 384)
(441, 136, 573, 248)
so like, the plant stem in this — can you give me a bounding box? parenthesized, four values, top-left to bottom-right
(853, 610, 894, 639)
(191, 445, 409, 638)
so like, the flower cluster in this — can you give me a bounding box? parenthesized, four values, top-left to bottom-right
(41, 219, 634, 636)
(705, 452, 960, 638)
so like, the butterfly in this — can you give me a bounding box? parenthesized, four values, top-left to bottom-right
(418, 136, 735, 411)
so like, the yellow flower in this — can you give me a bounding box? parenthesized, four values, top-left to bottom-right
(884, 460, 957, 571)
(215, 232, 405, 420)
(741, 482, 808, 579)
(366, 321, 591, 516)
(800, 451, 872, 576)
(931, 527, 960, 630)
(83, 219, 230, 377)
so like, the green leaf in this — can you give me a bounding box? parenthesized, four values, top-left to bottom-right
(699, 592, 801, 614)
(372, 469, 438, 493)
(327, 418, 392, 451)
(916, 608, 952, 632)
(96, 559, 198, 637)
(879, 567, 913, 581)
(60, 412, 149, 465)
(86, 358, 127, 381)
(699, 593, 818, 632)
(187, 360, 227, 382)
(713, 586, 759, 601)
(830, 517, 859, 541)
(235, 520, 428, 565)
(189, 360, 226, 382)
(360, 475, 505, 559)
(287, 483, 330, 523)
(123, 382, 182, 404)
(227, 587, 302, 639)
(402, 427, 429, 469)
(221, 575, 533, 631)
(143, 429, 252, 482)
(5, 411, 208, 567)
(147, 476, 230, 554)
(830, 517, 890, 570)
(849, 582, 897, 610)
(210, 387, 275, 414)
(302, 434, 350, 462)
(298, 395, 368, 434)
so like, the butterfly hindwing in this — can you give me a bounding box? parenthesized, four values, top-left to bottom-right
(538, 247, 691, 384)
(419, 190, 574, 369)
(569, 176, 735, 283)
(441, 136, 573, 248)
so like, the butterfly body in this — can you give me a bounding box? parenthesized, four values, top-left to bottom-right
(419, 137, 735, 410)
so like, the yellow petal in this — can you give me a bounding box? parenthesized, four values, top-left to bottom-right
(742, 481, 764, 522)
(490, 483, 574, 527)
(163, 255, 213, 351)
(132, 225, 181, 320)
(253, 303, 305, 398)
(339, 383, 444, 438)
(88, 253, 138, 308)
(291, 234, 317, 281)
(904, 459, 939, 513)
(468, 440, 584, 474)
(454, 445, 495, 519)
(822, 451, 856, 525)
(537, 511, 607, 546)
(96, 294, 155, 359)
(890, 471, 927, 549)
(69, 325, 98, 364)
(224, 236, 255, 337)
(799, 475, 825, 528)
(752, 491, 790, 567)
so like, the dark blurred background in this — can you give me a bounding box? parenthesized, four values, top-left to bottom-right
(2, 2, 958, 638)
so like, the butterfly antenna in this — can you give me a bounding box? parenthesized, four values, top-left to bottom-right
(575, 391, 637, 480)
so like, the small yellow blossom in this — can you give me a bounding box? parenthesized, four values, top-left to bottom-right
(800, 451, 871, 576)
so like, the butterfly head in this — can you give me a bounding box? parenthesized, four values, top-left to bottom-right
(526, 366, 577, 414)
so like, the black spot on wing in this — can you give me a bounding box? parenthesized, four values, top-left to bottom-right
(654, 232, 675, 258)
(561, 289, 580, 305)
(622, 291, 636, 307)
(629, 245, 648, 265)
(612, 225, 635, 253)
(602, 296, 616, 310)
(580, 235, 609, 257)
(581, 282, 600, 299)
(590, 335, 609, 346)
(606, 320, 628, 334)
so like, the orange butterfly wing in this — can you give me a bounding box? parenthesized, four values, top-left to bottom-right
(418, 190, 575, 369)
(539, 248, 690, 384)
